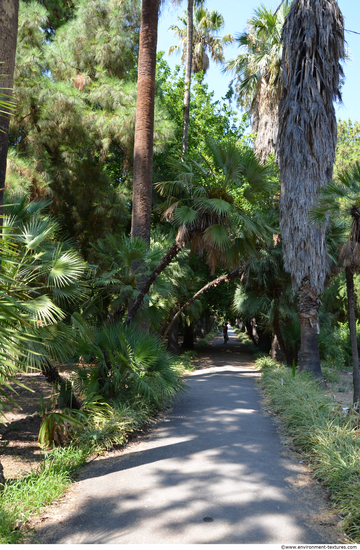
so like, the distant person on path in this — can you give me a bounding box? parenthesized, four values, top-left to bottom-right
(223, 323, 228, 343)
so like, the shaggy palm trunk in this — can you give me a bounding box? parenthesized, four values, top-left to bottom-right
(0, 0, 19, 226)
(345, 266, 360, 405)
(182, 0, 193, 155)
(278, 0, 344, 377)
(131, 0, 159, 245)
(252, 77, 281, 163)
(298, 277, 322, 378)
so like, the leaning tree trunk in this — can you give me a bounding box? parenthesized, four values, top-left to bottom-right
(182, 0, 194, 155)
(126, 227, 198, 323)
(0, 0, 19, 226)
(167, 313, 179, 354)
(130, 0, 159, 246)
(278, 0, 344, 378)
(345, 266, 360, 405)
(164, 267, 242, 339)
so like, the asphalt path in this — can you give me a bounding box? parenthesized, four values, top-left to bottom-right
(35, 328, 339, 544)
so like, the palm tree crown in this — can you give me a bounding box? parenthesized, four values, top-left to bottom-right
(224, 3, 290, 161)
(156, 138, 275, 273)
(169, 5, 233, 75)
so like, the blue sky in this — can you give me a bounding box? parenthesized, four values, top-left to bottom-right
(157, 0, 360, 122)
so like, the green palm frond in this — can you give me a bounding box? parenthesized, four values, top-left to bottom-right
(173, 205, 199, 227)
(49, 247, 87, 288)
(24, 295, 65, 324)
(20, 218, 59, 250)
(195, 197, 232, 216)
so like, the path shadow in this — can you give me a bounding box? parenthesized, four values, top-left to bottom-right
(33, 329, 335, 544)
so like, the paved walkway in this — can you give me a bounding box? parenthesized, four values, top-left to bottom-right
(35, 328, 339, 544)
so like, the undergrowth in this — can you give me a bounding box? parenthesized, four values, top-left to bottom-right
(0, 445, 87, 543)
(257, 356, 360, 542)
(195, 325, 222, 349)
(0, 352, 195, 544)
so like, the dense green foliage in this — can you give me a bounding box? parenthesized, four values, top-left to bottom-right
(1, 0, 360, 543)
(334, 120, 360, 181)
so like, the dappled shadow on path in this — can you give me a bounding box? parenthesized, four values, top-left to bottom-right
(34, 330, 336, 544)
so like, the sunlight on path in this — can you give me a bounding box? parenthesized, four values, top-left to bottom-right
(34, 330, 339, 545)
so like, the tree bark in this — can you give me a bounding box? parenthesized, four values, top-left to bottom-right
(345, 266, 360, 405)
(0, 0, 19, 226)
(298, 277, 323, 379)
(164, 267, 243, 339)
(182, 321, 194, 350)
(126, 230, 197, 324)
(272, 313, 289, 364)
(131, 0, 159, 246)
(41, 358, 82, 410)
(0, 461, 5, 489)
(167, 314, 179, 354)
(182, 0, 193, 155)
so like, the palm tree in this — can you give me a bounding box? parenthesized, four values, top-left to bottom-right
(169, 3, 233, 153)
(0, 0, 19, 223)
(224, 3, 289, 163)
(182, 0, 194, 155)
(0, 196, 89, 481)
(312, 164, 360, 404)
(232, 243, 298, 364)
(278, 0, 345, 378)
(169, 6, 233, 75)
(126, 138, 275, 322)
(131, 0, 160, 246)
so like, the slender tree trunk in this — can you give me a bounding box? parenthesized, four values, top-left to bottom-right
(164, 267, 242, 339)
(272, 307, 290, 365)
(0, 0, 19, 226)
(298, 277, 323, 379)
(126, 230, 197, 324)
(182, 321, 194, 349)
(131, 0, 159, 246)
(182, 0, 193, 155)
(41, 358, 82, 410)
(0, 461, 4, 489)
(345, 266, 360, 405)
(167, 313, 179, 354)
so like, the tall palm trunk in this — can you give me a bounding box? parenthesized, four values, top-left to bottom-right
(298, 277, 322, 377)
(0, 0, 19, 485)
(182, 0, 193, 154)
(0, 0, 19, 226)
(252, 76, 281, 163)
(345, 266, 360, 405)
(131, 0, 159, 246)
(278, 0, 344, 378)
